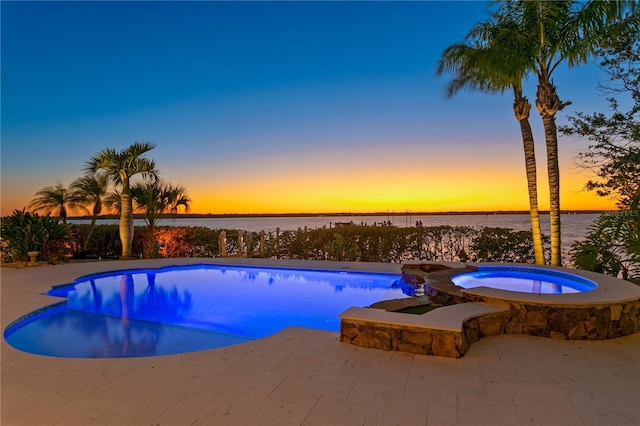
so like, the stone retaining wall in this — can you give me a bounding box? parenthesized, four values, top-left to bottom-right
(339, 308, 510, 358)
(402, 262, 640, 340)
(463, 295, 640, 339)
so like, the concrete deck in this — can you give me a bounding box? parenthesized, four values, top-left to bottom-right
(2, 258, 639, 425)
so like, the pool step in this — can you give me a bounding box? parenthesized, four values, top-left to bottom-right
(339, 302, 509, 358)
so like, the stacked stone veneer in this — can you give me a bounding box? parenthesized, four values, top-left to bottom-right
(339, 262, 640, 358)
(418, 263, 640, 340)
(463, 295, 640, 339)
(340, 307, 509, 358)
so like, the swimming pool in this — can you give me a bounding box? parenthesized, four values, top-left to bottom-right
(4, 264, 407, 358)
(451, 266, 598, 294)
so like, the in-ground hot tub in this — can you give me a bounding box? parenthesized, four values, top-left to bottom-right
(450, 265, 598, 294)
(339, 262, 640, 358)
(420, 262, 640, 340)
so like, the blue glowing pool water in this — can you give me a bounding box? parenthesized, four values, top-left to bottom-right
(4, 264, 407, 358)
(451, 266, 597, 294)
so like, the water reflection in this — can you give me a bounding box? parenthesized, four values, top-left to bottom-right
(70, 271, 194, 327)
(6, 266, 406, 358)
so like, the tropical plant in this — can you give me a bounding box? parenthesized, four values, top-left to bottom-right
(0, 209, 70, 262)
(103, 190, 123, 214)
(69, 172, 110, 225)
(131, 179, 191, 229)
(68, 172, 111, 251)
(493, 0, 636, 265)
(29, 182, 77, 224)
(437, 14, 545, 264)
(131, 179, 191, 258)
(570, 210, 640, 284)
(85, 141, 158, 259)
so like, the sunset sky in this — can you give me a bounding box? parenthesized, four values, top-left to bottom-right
(1, 1, 618, 216)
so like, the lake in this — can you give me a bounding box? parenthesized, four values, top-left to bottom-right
(69, 213, 601, 252)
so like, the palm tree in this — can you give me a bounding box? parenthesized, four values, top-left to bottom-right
(495, 0, 636, 265)
(437, 17, 546, 264)
(69, 172, 111, 252)
(103, 190, 123, 215)
(69, 172, 110, 226)
(86, 142, 158, 259)
(29, 182, 76, 224)
(131, 179, 191, 258)
(132, 179, 191, 229)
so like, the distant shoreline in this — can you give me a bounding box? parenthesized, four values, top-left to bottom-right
(68, 210, 611, 220)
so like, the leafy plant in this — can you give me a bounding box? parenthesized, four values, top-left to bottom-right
(469, 227, 548, 264)
(0, 209, 70, 262)
(570, 210, 640, 284)
(69, 224, 121, 259)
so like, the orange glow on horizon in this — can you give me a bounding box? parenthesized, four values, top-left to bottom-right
(0, 141, 620, 216)
(182, 164, 618, 215)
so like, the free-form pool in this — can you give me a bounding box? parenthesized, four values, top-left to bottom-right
(4, 264, 407, 358)
(451, 266, 598, 294)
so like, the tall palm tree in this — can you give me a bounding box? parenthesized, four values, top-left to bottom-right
(29, 182, 76, 224)
(69, 172, 110, 226)
(437, 18, 546, 264)
(496, 0, 636, 265)
(86, 142, 158, 259)
(131, 179, 191, 258)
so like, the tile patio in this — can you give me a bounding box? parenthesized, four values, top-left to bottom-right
(2, 259, 639, 425)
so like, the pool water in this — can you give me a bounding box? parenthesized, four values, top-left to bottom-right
(4, 264, 407, 358)
(451, 266, 598, 294)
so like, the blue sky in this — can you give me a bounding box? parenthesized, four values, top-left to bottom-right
(1, 1, 615, 215)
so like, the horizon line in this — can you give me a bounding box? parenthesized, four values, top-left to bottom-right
(66, 209, 615, 220)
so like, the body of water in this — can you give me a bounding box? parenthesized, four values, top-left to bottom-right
(69, 213, 600, 251)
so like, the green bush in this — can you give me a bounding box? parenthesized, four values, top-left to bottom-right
(470, 227, 548, 264)
(570, 211, 640, 284)
(70, 224, 121, 259)
(155, 226, 220, 258)
(0, 209, 70, 262)
(260, 224, 541, 264)
(1, 218, 549, 266)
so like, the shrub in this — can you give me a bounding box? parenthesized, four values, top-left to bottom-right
(70, 224, 121, 259)
(570, 211, 640, 284)
(0, 209, 70, 262)
(469, 227, 546, 263)
(2, 219, 551, 267)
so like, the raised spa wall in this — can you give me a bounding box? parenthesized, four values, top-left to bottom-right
(339, 262, 640, 358)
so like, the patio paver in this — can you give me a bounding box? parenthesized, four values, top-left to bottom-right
(2, 259, 639, 425)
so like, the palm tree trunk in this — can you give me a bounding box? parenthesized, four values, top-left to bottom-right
(519, 120, 545, 264)
(83, 205, 99, 252)
(513, 89, 545, 264)
(542, 114, 562, 266)
(120, 192, 134, 259)
(536, 77, 569, 267)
